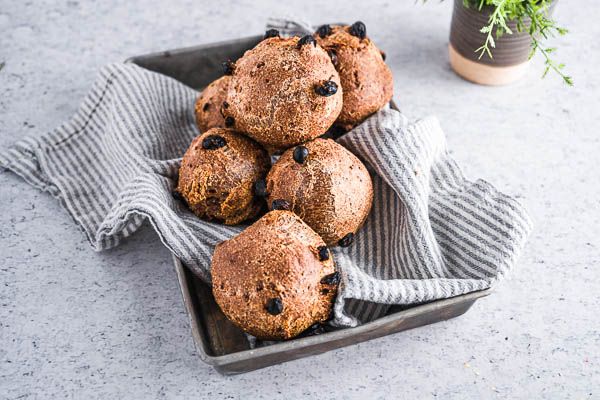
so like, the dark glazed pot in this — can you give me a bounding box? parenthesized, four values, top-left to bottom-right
(449, 0, 556, 85)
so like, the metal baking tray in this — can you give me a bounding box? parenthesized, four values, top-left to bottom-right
(127, 35, 492, 375)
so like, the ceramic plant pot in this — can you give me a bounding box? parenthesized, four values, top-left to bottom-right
(449, 0, 556, 85)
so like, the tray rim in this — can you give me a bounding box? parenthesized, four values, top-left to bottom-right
(124, 34, 264, 65)
(173, 255, 492, 368)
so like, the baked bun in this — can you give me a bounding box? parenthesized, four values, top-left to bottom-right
(223, 32, 343, 150)
(177, 128, 270, 225)
(266, 138, 373, 246)
(314, 22, 393, 130)
(194, 76, 231, 132)
(211, 210, 338, 340)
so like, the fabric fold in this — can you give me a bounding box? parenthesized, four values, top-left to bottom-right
(0, 63, 532, 327)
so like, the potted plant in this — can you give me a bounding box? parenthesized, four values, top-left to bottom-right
(447, 0, 572, 85)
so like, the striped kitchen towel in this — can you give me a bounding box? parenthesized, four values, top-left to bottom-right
(0, 62, 532, 327)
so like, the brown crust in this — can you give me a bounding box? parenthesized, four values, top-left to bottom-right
(224, 36, 343, 150)
(315, 25, 393, 130)
(266, 138, 373, 245)
(177, 128, 270, 225)
(211, 210, 337, 340)
(194, 76, 231, 132)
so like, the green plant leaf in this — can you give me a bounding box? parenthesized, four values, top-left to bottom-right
(424, 0, 572, 85)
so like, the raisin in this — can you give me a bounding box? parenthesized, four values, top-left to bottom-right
(328, 125, 347, 140)
(327, 49, 338, 67)
(338, 232, 354, 247)
(293, 145, 309, 164)
(265, 298, 283, 315)
(172, 190, 183, 201)
(224, 116, 235, 127)
(315, 80, 338, 97)
(254, 179, 268, 197)
(326, 308, 334, 321)
(264, 29, 280, 39)
(202, 102, 210, 112)
(202, 135, 227, 150)
(316, 24, 332, 38)
(380, 50, 386, 61)
(297, 35, 316, 48)
(349, 21, 367, 39)
(271, 199, 291, 211)
(222, 60, 235, 75)
(222, 101, 229, 109)
(320, 271, 340, 285)
(317, 245, 329, 261)
(306, 323, 326, 336)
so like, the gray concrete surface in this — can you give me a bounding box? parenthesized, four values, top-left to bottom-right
(1, 1, 598, 399)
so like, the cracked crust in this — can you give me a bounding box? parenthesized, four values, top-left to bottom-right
(266, 138, 373, 245)
(211, 210, 337, 340)
(224, 36, 343, 150)
(177, 128, 270, 225)
(194, 76, 230, 132)
(315, 25, 393, 130)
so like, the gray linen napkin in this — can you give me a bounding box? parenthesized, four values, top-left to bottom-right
(0, 61, 532, 327)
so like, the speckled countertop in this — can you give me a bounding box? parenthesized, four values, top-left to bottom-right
(1, 1, 598, 399)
